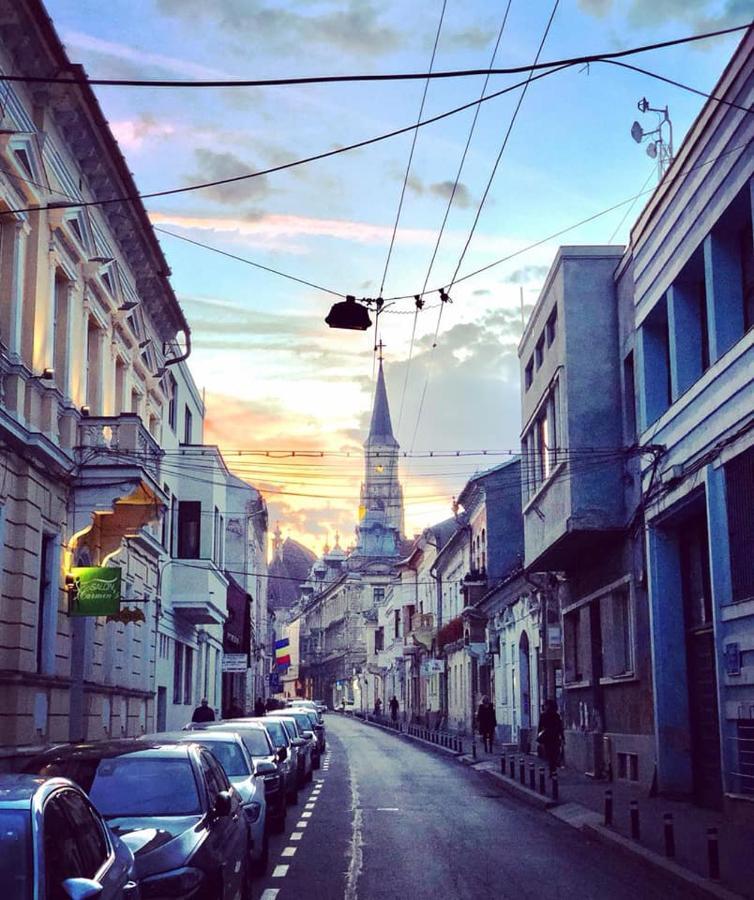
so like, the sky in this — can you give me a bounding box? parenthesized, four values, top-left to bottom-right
(44, 0, 752, 553)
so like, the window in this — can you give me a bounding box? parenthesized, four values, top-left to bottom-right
(564, 608, 585, 683)
(522, 382, 560, 501)
(173, 642, 184, 704)
(740, 222, 754, 333)
(37, 534, 58, 675)
(374, 627, 384, 653)
(85, 319, 103, 413)
(167, 373, 177, 431)
(373, 587, 385, 605)
(600, 587, 633, 677)
(161, 486, 171, 549)
(618, 752, 639, 782)
(184, 645, 194, 705)
(680, 512, 712, 630)
(546, 307, 557, 346)
(638, 297, 671, 427)
(169, 495, 178, 556)
(177, 501, 201, 558)
(535, 334, 545, 369)
(623, 352, 637, 443)
(114, 358, 127, 415)
(524, 358, 533, 390)
(57, 791, 108, 876)
(183, 404, 193, 445)
(44, 795, 87, 892)
(726, 446, 754, 602)
(213, 507, 224, 566)
(130, 388, 141, 417)
(159, 633, 170, 659)
(393, 609, 400, 639)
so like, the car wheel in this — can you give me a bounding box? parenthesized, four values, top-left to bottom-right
(254, 831, 270, 876)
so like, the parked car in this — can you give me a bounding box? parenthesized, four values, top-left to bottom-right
(285, 699, 323, 724)
(23, 740, 249, 899)
(265, 715, 313, 786)
(0, 773, 139, 900)
(287, 707, 326, 760)
(145, 730, 269, 872)
(246, 717, 298, 806)
(204, 721, 288, 830)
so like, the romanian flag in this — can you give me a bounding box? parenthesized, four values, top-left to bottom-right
(275, 638, 291, 670)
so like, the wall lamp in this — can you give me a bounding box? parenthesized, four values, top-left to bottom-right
(33, 368, 55, 381)
(80, 405, 91, 417)
(118, 300, 139, 312)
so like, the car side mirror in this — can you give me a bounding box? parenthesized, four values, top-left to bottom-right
(62, 879, 104, 900)
(292, 737, 305, 748)
(277, 747, 287, 762)
(213, 790, 232, 817)
(255, 760, 277, 776)
(303, 730, 315, 740)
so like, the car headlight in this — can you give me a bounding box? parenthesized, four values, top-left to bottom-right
(244, 801, 262, 824)
(140, 866, 205, 898)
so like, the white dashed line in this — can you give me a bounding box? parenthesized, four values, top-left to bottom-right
(377, 807, 399, 811)
(296, 820, 308, 828)
(282, 846, 297, 857)
(272, 865, 289, 878)
(260, 891, 280, 900)
(305, 803, 315, 809)
(291, 832, 303, 840)
(302, 811, 312, 818)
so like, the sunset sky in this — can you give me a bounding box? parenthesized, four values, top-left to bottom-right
(45, 0, 749, 552)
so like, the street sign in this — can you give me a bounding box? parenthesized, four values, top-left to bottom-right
(222, 653, 248, 673)
(269, 672, 282, 692)
(69, 567, 121, 617)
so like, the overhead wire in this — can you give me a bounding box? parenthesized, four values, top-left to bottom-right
(396, 0, 513, 435)
(409, 0, 560, 455)
(1, 23, 746, 88)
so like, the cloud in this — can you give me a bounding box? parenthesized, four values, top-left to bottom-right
(155, 0, 402, 56)
(502, 264, 549, 284)
(406, 175, 475, 209)
(110, 115, 177, 151)
(444, 25, 498, 49)
(186, 148, 272, 205)
(577, 0, 613, 15)
(577, 0, 751, 30)
(61, 29, 231, 79)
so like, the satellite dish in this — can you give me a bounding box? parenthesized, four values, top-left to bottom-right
(646, 142, 658, 159)
(631, 121, 644, 144)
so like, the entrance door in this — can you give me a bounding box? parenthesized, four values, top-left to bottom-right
(681, 513, 722, 808)
(156, 686, 167, 732)
(519, 632, 531, 730)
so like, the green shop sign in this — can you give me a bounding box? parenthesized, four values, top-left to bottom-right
(69, 567, 122, 617)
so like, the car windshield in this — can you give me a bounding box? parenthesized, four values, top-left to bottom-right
(262, 720, 287, 747)
(194, 741, 249, 777)
(88, 757, 201, 817)
(0, 810, 31, 900)
(234, 730, 273, 758)
(278, 719, 301, 739)
(290, 713, 312, 731)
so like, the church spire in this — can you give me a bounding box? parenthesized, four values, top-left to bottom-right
(367, 359, 398, 448)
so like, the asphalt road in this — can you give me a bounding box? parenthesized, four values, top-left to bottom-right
(254, 714, 689, 900)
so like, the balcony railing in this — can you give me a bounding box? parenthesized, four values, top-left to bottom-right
(76, 414, 162, 482)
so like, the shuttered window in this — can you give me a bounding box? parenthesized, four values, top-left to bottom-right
(726, 446, 754, 602)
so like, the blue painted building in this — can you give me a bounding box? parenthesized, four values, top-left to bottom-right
(626, 28, 754, 811)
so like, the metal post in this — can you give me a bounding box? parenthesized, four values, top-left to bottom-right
(604, 790, 613, 827)
(519, 758, 525, 785)
(707, 828, 720, 881)
(539, 767, 546, 795)
(472, 740, 477, 760)
(529, 762, 536, 791)
(630, 800, 640, 840)
(501, 756, 506, 775)
(509, 756, 515, 778)
(551, 771, 559, 801)
(663, 813, 675, 859)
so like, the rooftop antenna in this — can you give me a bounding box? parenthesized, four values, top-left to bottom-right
(630, 98, 673, 182)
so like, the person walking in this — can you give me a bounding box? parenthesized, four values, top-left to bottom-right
(191, 698, 215, 723)
(253, 697, 266, 717)
(476, 695, 497, 753)
(537, 699, 564, 776)
(389, 695, 399, 722)
(373, 697, 382, 717)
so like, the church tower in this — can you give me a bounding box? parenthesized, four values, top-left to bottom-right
(353, 359, 404, 557)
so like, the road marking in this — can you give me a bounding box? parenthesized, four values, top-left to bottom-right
(345, 762, 363, 900)
(377, 807, 399, 811)
(272, 865, 289, 878)
(296, 820, 308, 828)
(282, 846, 297, 857)
(305, 802, 316, 809)
(291, 832, 303, 840)
(301, 811, 312, 818)
(260, 891, 279, 900)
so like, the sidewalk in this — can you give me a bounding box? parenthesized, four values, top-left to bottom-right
(463, 744, 754, 900)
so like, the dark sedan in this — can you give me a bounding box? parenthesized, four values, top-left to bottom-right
(24, 740, 249, 899)
(0, 774, 138, 900)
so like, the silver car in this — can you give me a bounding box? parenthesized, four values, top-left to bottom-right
(266, 715, 314, 786)
(0, 773, 138, 900)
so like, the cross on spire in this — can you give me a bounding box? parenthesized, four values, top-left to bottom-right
(374, 338, 386, 362)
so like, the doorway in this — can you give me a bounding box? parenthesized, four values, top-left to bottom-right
(156, 686, 167, 732)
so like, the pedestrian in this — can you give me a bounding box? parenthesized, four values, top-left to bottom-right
(374, 697, 382, 717)
(389, 695, 399, 722)
(476, 695, 497, 753)
(191, 698, 215, 724)
(228, 702, 244, 719)
(254, 696, 266, 717)
(537, 699, 564, 777)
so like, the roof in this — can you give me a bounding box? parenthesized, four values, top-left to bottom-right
(0, 773, 58, 805)
(366, 361, 398, 448)
(457, 457, 520, 508)
(23, 739, 196, 765)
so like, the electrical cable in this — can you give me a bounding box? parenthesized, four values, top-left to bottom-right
(607, 165, 656, 243)
(409, 1, 560, 454)
(396, 0, 513, 435)
(1, 23, 746, 88)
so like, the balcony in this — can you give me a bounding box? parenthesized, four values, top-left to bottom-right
(168, 559, 229, 626)
(69, 414, 166, 564)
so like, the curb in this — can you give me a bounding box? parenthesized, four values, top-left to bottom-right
(580, 822, 743, 900)
(357, 716, 461, 757)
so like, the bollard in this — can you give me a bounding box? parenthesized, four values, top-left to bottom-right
(509, 756, 515, 778)
(529, 762, 536, 791)
(539, 766, 546, 795)
(551, 771, 559, 802)
(501, 756, 506, 775)
(519, 758, 526, 785)
(472, 740, 477, 760)
(604, 790, 613, 827)
(630, 800, 640, 840)
(459, 740, 464, 755)
(663, 813, 675, 859)
(707, 827, 720, 881)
